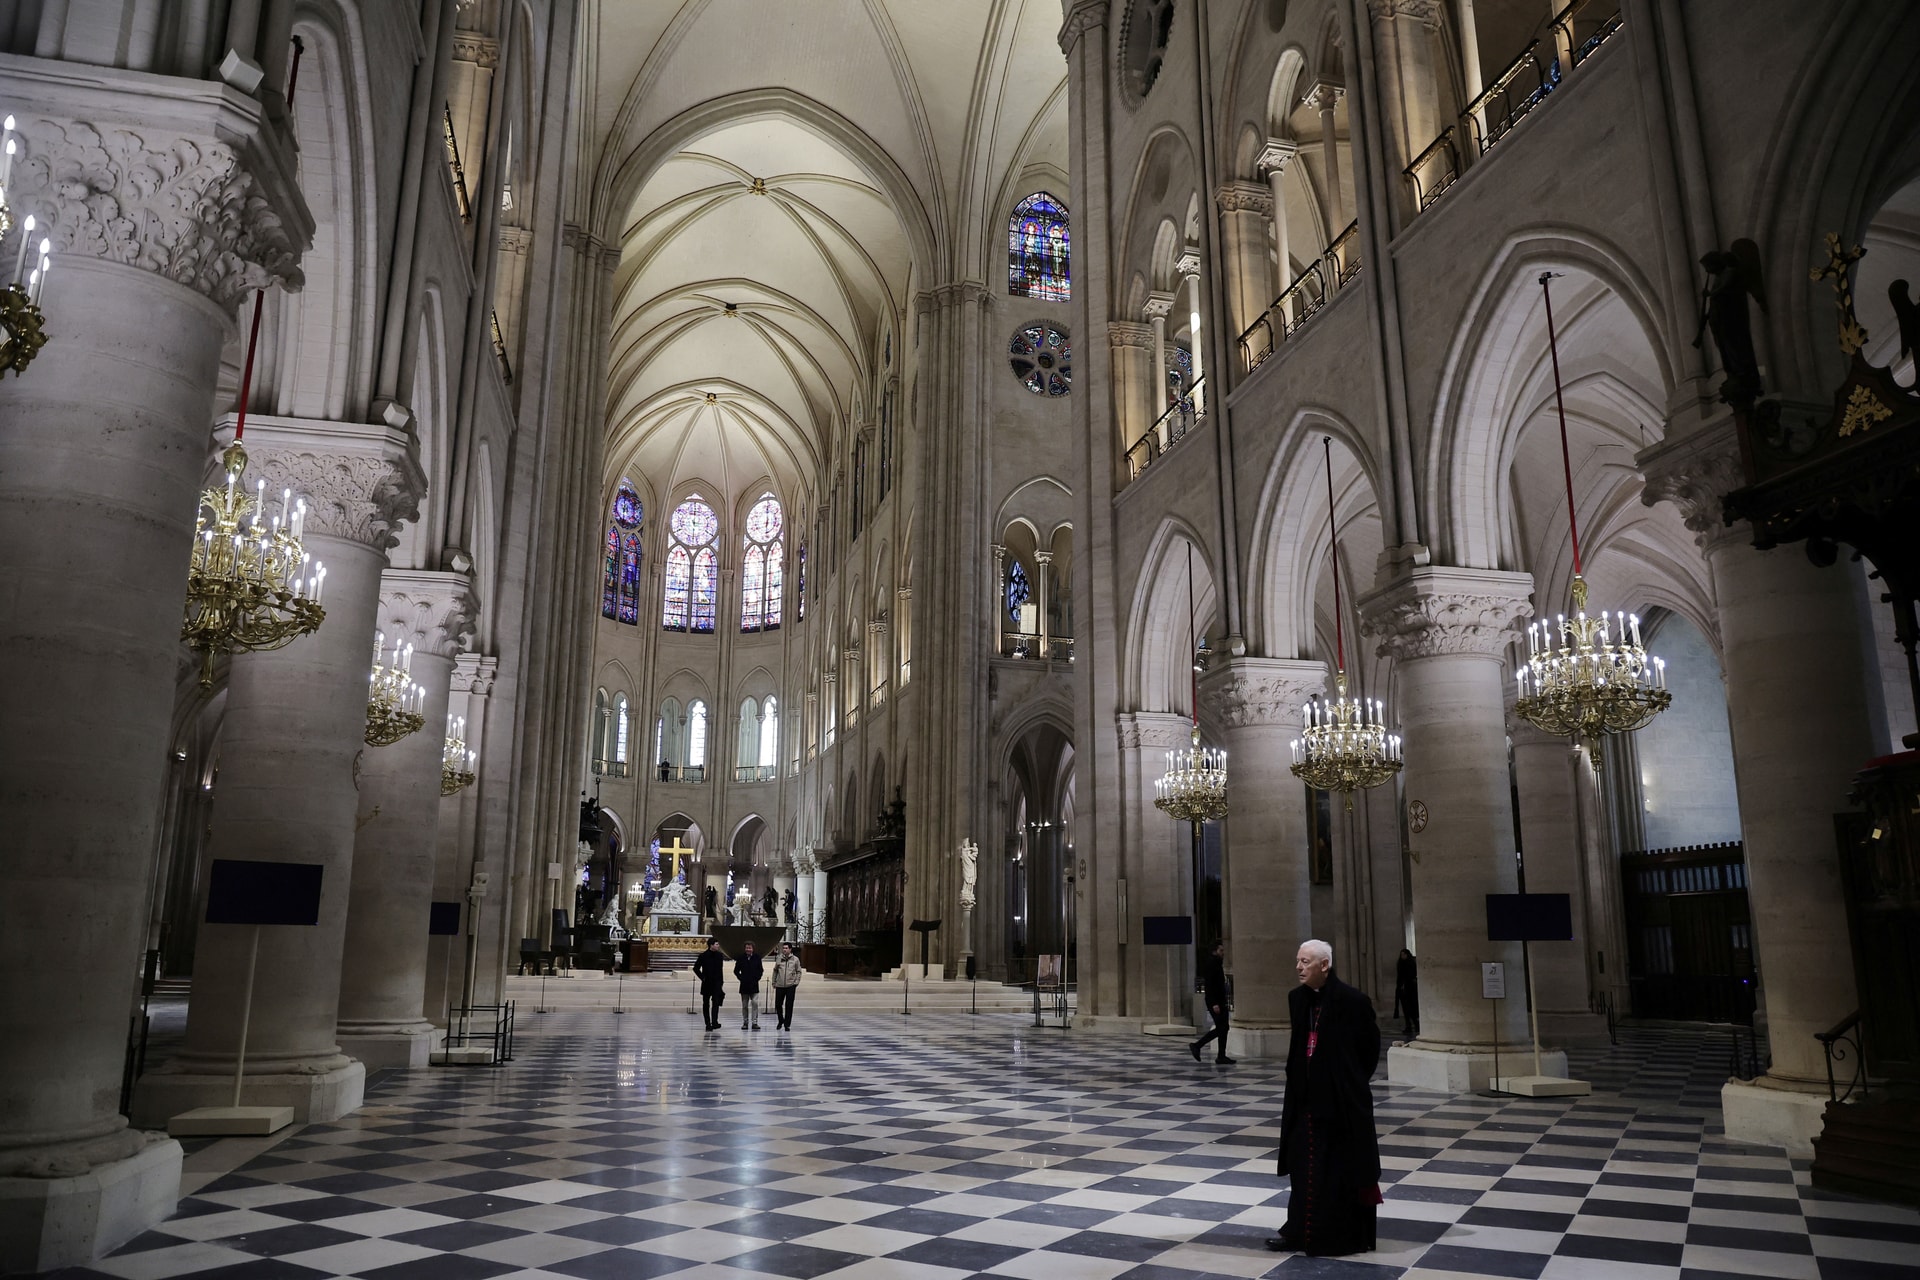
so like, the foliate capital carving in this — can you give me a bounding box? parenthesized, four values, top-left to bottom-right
(231, 417, 428, 552)
(1638, 420, 1746, 548)
(451, 652, 498, 696)
(1199, 658, 1328, 730)
(1175, 245, 1202, 279)
(452, 33, 500, 67)
(1303, 81, 1346, 112)
(1108, 320, 1154, 350)
(1367, 0, 1442, 27)
(1143, 291, 1176, 321)
(1257, 137, 1299, 178)
(1358, 567, 1533, 661)
(379, 569, 478, 660)
(1117, 711, 1193, 752)
(1215, 182, 1274, 217)
(1058, 0, 1110, 54)
(13, 117, 305, 311)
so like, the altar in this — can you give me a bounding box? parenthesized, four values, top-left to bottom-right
(644, 836, 706, 960)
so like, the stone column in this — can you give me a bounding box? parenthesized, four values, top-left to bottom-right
(1144, 292, 1174, 420)
(811, 862, 830, 941)
(1508, 718, 1608, 1043)
(1368, 0, 1445, 195)
(1306, 83, 1346, 228)
(991, 544, 1008, 655)
(1107, 321, 1154, 450)
(1201, 658, 1326, 1058)
(771, 853, 797, 941)
(1257, 139, 1297, 304)
(793, 848, 816, 942)
(337, 571, 477, 1068)
(0, 85, 307, 1269)
(1361, 567, 1568, 1091)
(1177, 248, 1204, 414)
(1642, 423, 1874, 1154)
(134, 418, 425, 1126)
(427, 654, 496, 1024)
(1213, 181, 1275, 347)
(1034, 551, 1054, 657)
(1111, 712, 1197, 1030)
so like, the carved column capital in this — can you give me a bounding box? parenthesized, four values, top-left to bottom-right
(1257, 137, 1300, 178)
(1638, 418, 1747, 550)
(1199, 657, 1328, 729)
(1303, 81, 1346, 112)
(1143, 291, 1176, 321)
(1367, 0, 1442, 27)
(227, 416, 428, 552)
(378, 569, 478, 660)
(4, 64, 312, 314)
(1116, 710, 1193, 752)
(1058, 0, 1110, 54)
(1358, 567, 1534, 661)
(1215, 181, 1274, 217)
(1108, 320, 1154, 350)
(1175, 244, 1202, 280)
(451, 652, 498, 696)
(452, 33, 500, 67)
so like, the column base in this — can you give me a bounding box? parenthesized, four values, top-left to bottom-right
(336, 1024, 436, 1069)
(1388, 1041, 1569, 1092)
(1722, 1075, 1830, 1158)
(0, 1137, 182, 1274)
(1226, 1023, 1290, 1060)
(130, 1061, 364, 1130)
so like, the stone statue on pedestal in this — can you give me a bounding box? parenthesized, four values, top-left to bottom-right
(959, 839, 978, 908)
(732, 883, 752, 925)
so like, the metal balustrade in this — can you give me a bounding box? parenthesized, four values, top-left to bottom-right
(1125, 377, 1204, 482)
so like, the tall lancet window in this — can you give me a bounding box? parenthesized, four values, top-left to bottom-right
(602, 482, 643, 624)
(663, 494, 720, 632)
(1008, 192, 1070, 301)
(760, 695, 779, 768)
(687, 700, 709, 769)
(740, 493, 784, 632)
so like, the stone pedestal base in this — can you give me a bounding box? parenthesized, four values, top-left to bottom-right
(0, 1138, 181, 1274)
(131, 1061, 365, 1130)
(1388, 1042, 1568, 1093)
(336, 1028, 435, 1069)
(1227, 1023, 1290, 1061)
(1722, 1076, 1830, 1157)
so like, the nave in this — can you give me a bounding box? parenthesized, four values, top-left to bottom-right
(53, 1015, 1920, 1280)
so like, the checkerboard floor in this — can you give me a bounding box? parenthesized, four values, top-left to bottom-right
(60, 1014, 1920, 1280)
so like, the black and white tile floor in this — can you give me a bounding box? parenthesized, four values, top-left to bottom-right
(61, 1013, 1920, 1280)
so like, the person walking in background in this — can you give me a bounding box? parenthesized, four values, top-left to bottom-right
(1393, 947, 1419, 1036)
(771, 941, 803, 1030)
(735, 940, 765, 1030)
(1268, 938, 1381, 1257)
(692, 938, 726, 1031)
(1190, 940, 1236, 1064)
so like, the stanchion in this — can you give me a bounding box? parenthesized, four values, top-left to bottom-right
(537, 971, 550, 1014)
(901, 964, 911, 1016)
(613, 969, 626, 1015)
(686, 971, 698, 1016)
(970, 967, 978, 1016)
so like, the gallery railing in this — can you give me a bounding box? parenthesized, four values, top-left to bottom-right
(731, 765, 776, 783)
(1816, 1010, 1868, 1103)
(1126, 377, 1204, 482)
(1237, 223, 1364, 373)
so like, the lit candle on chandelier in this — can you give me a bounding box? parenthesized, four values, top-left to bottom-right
(9, 214, 30, 285)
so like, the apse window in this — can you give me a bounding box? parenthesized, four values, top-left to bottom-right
(602, 482, 643, 625)
(740, 493, 785, 633)
(1010, 323, 1072, 397)
(1008, 192, 1070, 301)
(663, 494, 719, 633)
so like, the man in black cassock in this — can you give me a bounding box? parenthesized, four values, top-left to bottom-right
(1267, 938, 1381, 1257)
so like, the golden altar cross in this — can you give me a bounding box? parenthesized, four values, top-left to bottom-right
(660, 836, 695, 883)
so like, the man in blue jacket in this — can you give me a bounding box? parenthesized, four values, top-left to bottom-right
(734, 940, 765, 1030)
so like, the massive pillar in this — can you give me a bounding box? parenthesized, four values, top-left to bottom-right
(1202, 658, 1325, 1059)
(1643, 425, 1875, 1155)
(1361, 567, 1567, 1090)
(427, 653, 497, 1024)
(0, 84, 308, 1270)
(134, 417, 425, 1126)
(337, 571, 477, 1067)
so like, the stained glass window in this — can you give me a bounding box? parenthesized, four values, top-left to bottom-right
(760, 696, 778, 768)
(1009, 192, 1070, 301)
(687, 700, 708, 768)
(797, 544, 807, 621)
(1009, 323, 1072, 396)
(663, 495, 719, 632)
(602, 483, 643, 624)
(1006, 560, 1031, 623)
(1168, 343, 1195, 409)
(740, 494, 784, 632)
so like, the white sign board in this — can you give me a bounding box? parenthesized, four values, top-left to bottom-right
(1481, 961, 1506, 1000)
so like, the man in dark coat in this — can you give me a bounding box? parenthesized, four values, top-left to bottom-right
(1189, 940, 1236, 1064)
(1268, 938, 1381, 1257)
(734, 941, 765, 1030)
(692, 938, 726, 1030)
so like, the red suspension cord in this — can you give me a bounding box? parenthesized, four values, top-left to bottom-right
(233, 289, 265, 443)
(1538, 272, 1584, 578)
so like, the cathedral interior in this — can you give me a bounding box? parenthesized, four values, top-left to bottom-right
(2, 0, 1920, 1276)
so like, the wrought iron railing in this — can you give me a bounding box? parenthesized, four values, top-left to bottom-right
(591, 757, 632, 778)
(732, 765, 776, 783)
(1237, 222, 1364, 373)
(1327, 220, 1362, 287)
(1816, 1010, 1867, 1103)
(1404, 0, 1622, 216)
(490, 310, 512, 384)
(655, 763, 706, 783)
(1126, 377, 1204, 481)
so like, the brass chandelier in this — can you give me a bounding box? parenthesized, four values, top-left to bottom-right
(1290, 438, 1403, 809)
(442, 714, 477, 795)
(1512, 273, 1670, 766)
(181, 292, 326, 688)
(366, 631, 426, 746)
(1154, 546, 1228, 824)
(1, 116, 52, 377)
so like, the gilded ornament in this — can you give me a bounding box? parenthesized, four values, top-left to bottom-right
(1839, 384, 1892, 437)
